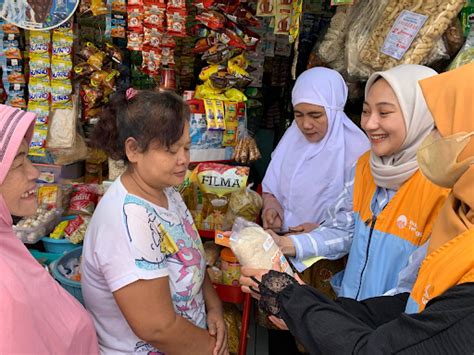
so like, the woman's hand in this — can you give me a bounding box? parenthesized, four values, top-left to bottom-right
(263, 208, 283, 230)
(266, 230, 296, 257)
(288, 222, 319, 234)
(268, 315, 289, 330)
(240, 267, 270, 300)
(207, 308, 228, 355)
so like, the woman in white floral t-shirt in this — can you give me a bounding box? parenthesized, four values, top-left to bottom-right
(82, 89, 227, 355)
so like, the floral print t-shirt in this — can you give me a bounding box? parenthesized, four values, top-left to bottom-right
(81, 178, 207, 354)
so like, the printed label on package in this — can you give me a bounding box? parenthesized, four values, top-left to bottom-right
(381, 10, 428, 60)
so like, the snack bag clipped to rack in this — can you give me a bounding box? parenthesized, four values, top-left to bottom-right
(230, 217, 293, 275)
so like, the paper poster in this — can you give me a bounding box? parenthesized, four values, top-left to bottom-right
(381, 10, 428, 60)
(0, 0, 80, 30)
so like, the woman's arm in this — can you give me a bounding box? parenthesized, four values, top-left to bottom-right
(279, 282, 474, 354)
(114, 277, 215, 355)
(282, 165, 358, 272)
(202, 274, 227, 355)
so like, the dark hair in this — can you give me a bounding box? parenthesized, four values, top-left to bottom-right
(91, 90, 190, 162)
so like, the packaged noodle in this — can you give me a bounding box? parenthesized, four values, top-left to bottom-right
(192, 163, 249, 230)
(230, 217, 293, 275)
(226, 184, 263, 226)
(223, 303, 242, 354)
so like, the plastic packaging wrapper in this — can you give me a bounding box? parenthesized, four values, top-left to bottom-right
(232, 135, 261, 164)
(345, 0, 389, 80)
(420, 37, 449, 66)
(192, 163, 249, 230)
(226, 184, 262, 226)
(207, 266, 223, 283)
(13, 207, 61, 244)
(317, 5, 354, 65)
(359, 0, 465, 73)
(204, 241, 222, 266)
(449, 27, 474, 70)
(230, 218, 293, 275)
(223, 303, 242, 354)
(47, 95, 78, 149)
(443, 17, 464, 58)
(68, 184, 99, 215)
(50, 133, 88, 165)
(64, 215, 90, 244)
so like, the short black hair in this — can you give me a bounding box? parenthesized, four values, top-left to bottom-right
(91, 90, 190, 162)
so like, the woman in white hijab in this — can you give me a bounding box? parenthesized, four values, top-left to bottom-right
(261, 64, 450, 301)
(262, 67, 369, 232)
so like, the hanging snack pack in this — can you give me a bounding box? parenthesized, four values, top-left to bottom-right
(230, 217, 293, 275)
(192, 163, 249, 230)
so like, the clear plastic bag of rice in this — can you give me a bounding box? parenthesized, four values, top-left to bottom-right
(229, 217, 293, 276)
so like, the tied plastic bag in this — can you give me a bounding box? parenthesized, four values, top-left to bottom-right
(226, 183, 263, 226)
(230, 218, 293, 275)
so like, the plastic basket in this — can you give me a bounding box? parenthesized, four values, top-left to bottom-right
(30, 249, 63, 266)
(52, 247, 83, 305)
(42, 237, 81, 254)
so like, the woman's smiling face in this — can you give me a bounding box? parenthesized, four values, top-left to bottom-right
(0, 140, 39, 217)
(361, 78, 407, 157)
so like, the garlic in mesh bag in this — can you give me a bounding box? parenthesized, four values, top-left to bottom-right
(230, 217, 293, 275)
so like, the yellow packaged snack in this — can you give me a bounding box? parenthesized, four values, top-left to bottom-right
(225, 88, 247, 102)
(199, 64, 222, 81)
(204, 99, 218, 130)
(215, 100, 225, 130)
(37, 185, 60, 209)
(50, 220, 69, 239)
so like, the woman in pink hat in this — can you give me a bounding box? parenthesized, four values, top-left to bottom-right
(0, 104, 99, 354)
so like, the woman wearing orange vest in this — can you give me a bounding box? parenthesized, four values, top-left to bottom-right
(240, 63, 474, 353)
(271, 64, 449, 301)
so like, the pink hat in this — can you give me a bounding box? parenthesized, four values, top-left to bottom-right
(0, 105, 36, 184)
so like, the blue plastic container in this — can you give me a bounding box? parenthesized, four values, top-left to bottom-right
(30, 249, 62, 266)
(41, 237, 81, 254)
(52, 247, 84, 305)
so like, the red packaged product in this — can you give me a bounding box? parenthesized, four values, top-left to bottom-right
(144, 0, 166, 7)
(196, 10, 226, 30)
(127, 6, 144, 32)
(127, 31, 144, 51)
(144, 5, 166, 30)
(167, 0, 186, 10)
(144, 26, 164, 48)
(68, 184, 98, 215)
(167, 9, 188, 37)
(142, 47, 162, 75)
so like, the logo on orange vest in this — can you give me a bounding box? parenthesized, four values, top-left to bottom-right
(396, 215, 423, 237)
(396, 215, 408, 229)
(422, 284, 432, 305)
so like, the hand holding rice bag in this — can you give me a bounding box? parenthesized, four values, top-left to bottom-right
(230, 217, 293, 275)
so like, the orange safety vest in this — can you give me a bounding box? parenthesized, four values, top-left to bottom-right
(337, 152, 449, 300)
(406, 229, 474, 313)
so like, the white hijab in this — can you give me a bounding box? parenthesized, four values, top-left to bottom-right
(262, 67, 370, 229)
(365, 65, 437, 190)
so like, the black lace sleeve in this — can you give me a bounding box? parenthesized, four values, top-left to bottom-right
(273, 282, 474, 355)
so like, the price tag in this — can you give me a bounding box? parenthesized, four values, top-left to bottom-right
(381, 10, 428, 60)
